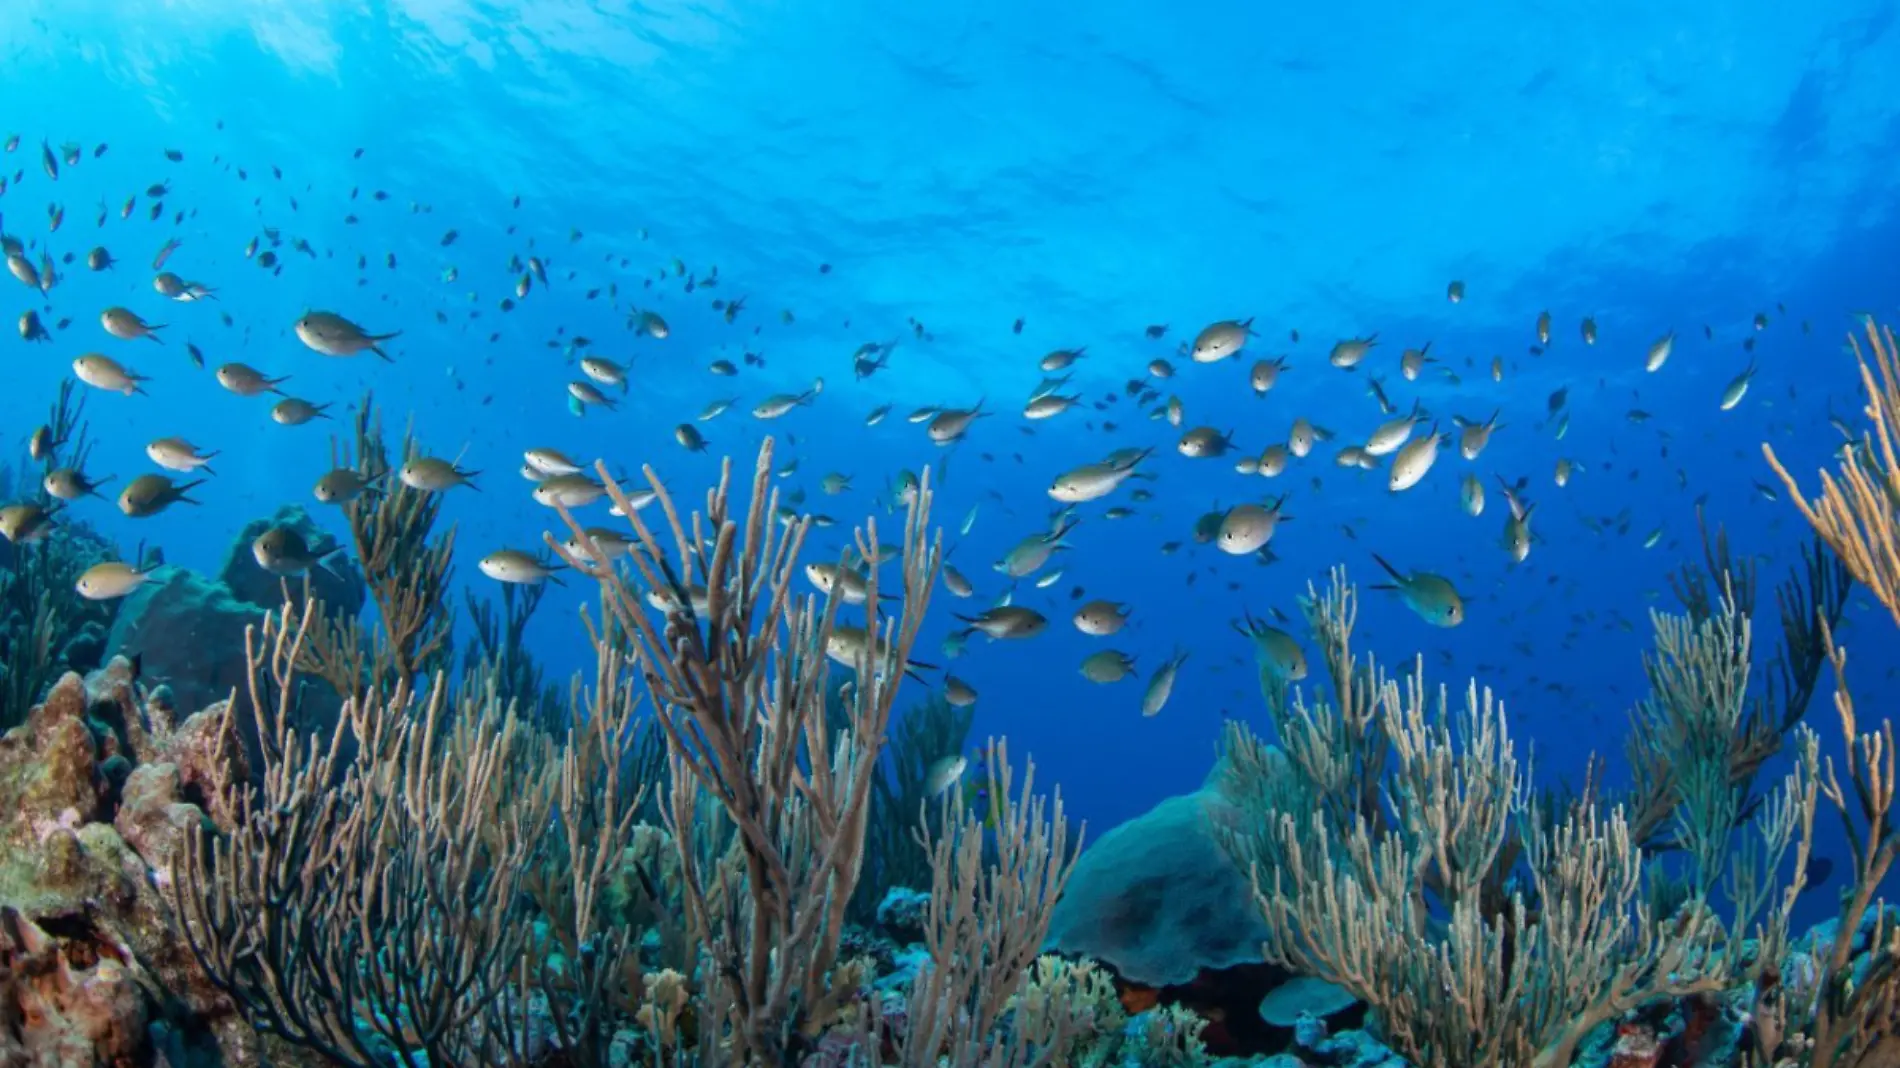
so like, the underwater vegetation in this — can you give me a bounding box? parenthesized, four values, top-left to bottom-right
(0, 381, 125, 730)
(0, 329, 1899, 1066)
(0, 32, 1894, 1066)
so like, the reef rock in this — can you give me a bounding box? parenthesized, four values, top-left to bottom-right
(0, 661, 262, 1065)
(0, 906, 149, 1066)
(108, 505, 365, 725)
(106, 566, 266, 723)
(0, 672, 111, 853)
(876, 886, 931, 945)
(219, 503, 365, 617)
(1047, 785, 1271, 987)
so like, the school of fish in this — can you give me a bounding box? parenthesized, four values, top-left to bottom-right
(0, 130, 1869, 736)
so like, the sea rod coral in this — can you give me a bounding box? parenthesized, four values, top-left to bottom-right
(1199, 325, 1900, 1068)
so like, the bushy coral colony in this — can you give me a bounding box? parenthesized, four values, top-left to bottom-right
(4, 330, 1900, 1067)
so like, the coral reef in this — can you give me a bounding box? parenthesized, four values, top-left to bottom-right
(0, 658, 260, 1066)
(4, 356, 1900, 1067)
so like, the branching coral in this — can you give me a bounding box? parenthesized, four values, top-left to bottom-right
(297, 394, 457, 703)
(1635, 599, 1755, 893)
(1009, 956, 1126, 1066)
(462, 578, 564, 732)
(1220, 572, 1811, 1068)
(891, 738, 1080, 1067)
(1213, 320, 1900, 1068)
(1746, 632, 1900, 1068)
(0, 531, 119, 731)
(154, 436, 1092, 1068)
(548, 435, 941, 1064)
(173, 599, 553, 1068)
(1765, 321, 1900, 628)
(851, 690, 975, 924)
(506, 600, 650, 1065)
(0, 578, 61, 732)
(1, 384, 120, 730)
(1629, 507, 1850, 854)
(1756, 318, 1900, 1067)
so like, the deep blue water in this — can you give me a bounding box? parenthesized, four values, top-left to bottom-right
(3, 0, 1898, 930)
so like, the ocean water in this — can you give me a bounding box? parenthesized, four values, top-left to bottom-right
(2, 0, 1897, 941)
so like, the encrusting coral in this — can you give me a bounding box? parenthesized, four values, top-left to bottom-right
(0, 658, 261, 1067)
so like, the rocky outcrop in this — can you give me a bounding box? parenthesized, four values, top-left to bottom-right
(0, 661, 260, 1066)
(1046, 787, 1271, 987)
(104, 568, 265, 727)
(218, 503, 365, 619)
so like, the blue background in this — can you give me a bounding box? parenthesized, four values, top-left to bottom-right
(2, 0, 1897, 929)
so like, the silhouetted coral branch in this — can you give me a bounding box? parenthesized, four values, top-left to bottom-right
(850, 690, 974, 924)
(298, 393, 456, 702)
(462, 579, 562, 731)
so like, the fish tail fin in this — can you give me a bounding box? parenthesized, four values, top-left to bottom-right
(1369, 551, 1403, 582)
(370, 344, 395, 362)
(462, 472, 482, 491)
(315, 547, 350, 581)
